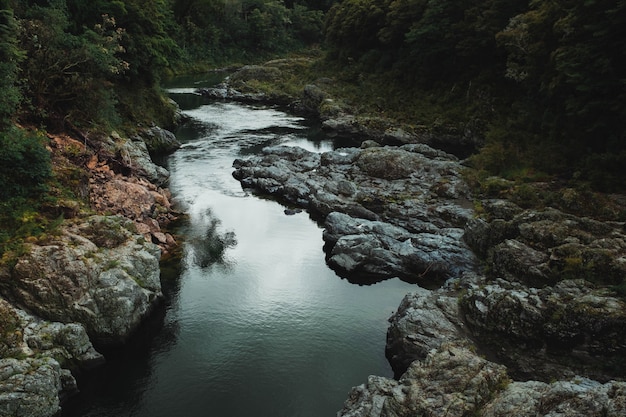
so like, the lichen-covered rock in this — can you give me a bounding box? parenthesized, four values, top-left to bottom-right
(0, 298, 21, 359)
(482, 378, 626, 417)
(21, 319, 104, 370)
(461, 279, 626, 381)
(118, 138, 170, 187)
(490, 239, 552, 287)
(355, 147, 427, 180)
(338, 345, 510, 417)
(1, 216, 162, 346)
(465, 206, 626, 288)
(0, 358, 68, 417)
(385, 288, 471, 377)
(0, 297, 102, 416)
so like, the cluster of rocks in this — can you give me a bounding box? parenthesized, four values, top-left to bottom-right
(226, 66, 626, 415)
(339, 344, 626, 417)
(0, 125, 180, 416)
(233, 143, 476, 285)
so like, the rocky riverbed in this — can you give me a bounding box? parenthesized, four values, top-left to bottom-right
(0, 126, 181, 416)
(217, 61, 626, 416)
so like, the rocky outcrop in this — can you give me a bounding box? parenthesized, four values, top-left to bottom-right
(338, 344, 626, 417)
(338, 345, 510, 417)
(1, 215, 162, 347)
(453, 200, 626, 382)
(461, 278, 626, 382)
(0, 358, 71, 417)
(1, 124, 179, 415)
(323, 212, 475, 283)
(371, 202, 626, 416)
(464, 204, 626, 288)
(482, 377, 626, 416)
(233, 143, 476, 283)
(385, 285, 474, 377)
(84, 132, 179, 257)
(0, 297, 102, 417)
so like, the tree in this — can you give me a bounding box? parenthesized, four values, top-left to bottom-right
(17, 5, 129, 128)
(324, 0, 388, 61)
(0, 3, 22, 127)
(0, 127, 51, 202)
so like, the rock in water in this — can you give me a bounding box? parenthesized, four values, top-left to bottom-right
(233, 144, 476, 283)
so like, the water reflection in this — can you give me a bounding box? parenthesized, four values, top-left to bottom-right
(186, 207, 237, 268)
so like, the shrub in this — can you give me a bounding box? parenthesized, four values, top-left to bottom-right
(0, 127, 51, 202)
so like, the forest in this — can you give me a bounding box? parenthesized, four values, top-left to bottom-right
(1, 0, 625, 250)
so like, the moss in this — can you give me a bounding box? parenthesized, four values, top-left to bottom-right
(80, 217, 132, 249)
(104, 259, 121, 270)
(0, 300, 22, 357)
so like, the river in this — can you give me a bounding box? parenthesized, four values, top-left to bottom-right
(62, 76, 416, 417)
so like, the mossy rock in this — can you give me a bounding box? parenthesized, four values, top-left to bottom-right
(0, 298, 22, 357)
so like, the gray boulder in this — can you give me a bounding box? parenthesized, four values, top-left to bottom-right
(385, 288, 472, 377)
(324, 212, 476, 282)
(133, 126, 181, 155)
(339, 344, 626, 417)
(338, 345, 509, 417)
(482, 378, 626, 417)
(118, 137, 170, 187)
(461, 279, 626, 381)
(0, 358, 71, 417)
(1, 215, 162, 346)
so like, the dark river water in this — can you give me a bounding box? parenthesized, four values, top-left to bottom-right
(62, 76, 416, 417)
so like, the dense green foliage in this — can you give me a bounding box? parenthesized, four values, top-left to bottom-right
(0, 3, 22, 129)
(170, 0, 324, 65)
(0, 127, 51, 202)
(324, 0, 626, 190)
(2, 0, 325, 129)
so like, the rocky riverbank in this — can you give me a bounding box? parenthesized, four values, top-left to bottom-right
(218, 61, 626, 416)
(0, 126, 181, 416)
